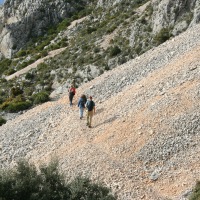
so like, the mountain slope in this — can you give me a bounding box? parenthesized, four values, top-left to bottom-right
(0, 22, 200, 200)
(0, 0, 89, 57)
(1, 0, 200, 113)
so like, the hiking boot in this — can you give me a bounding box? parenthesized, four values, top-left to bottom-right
(88, 126, 91, 128)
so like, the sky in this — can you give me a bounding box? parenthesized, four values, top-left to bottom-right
(0, 0, 4, 5)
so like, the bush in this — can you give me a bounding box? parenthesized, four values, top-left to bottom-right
(4, 68, 16, 76)
(0, 160, 70, 200)
(57, 19, 71, 32)
(1, 101, 32, 113)
(153, 28, 171, 45)
(16, 50, 27, 57)
(25, 72, 35, 80)
(37, 63, 48, 71)
(40, 50, 48, 57)
(106, 25, 117, 34)
(0, 58, 12, 75)
(86, 26, 97, 34)
(0, 116, 6, 126)
(0, 160, 117, 200)
(10, 87, 23, 98)
(189, 181, 200, 200)
(32, 91, 50, 105)
(17, 62, 29, 70)
(69, 177, 116, 200)
(109, 46, 121, 57)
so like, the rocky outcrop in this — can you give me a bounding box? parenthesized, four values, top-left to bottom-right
(128, 0, 198, 43)
(97, 0, 122, 7)
(151, 0, 197, 33)
(0, 0, 88, 58)
(1, 0, 200, 58)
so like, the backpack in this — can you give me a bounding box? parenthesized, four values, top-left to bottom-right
(87, 100, 94, 111)
(69, 90, 74, 97)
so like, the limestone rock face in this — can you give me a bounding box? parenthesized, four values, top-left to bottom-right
(0, 0, 200, 58)
(127, 0, 199, 50)
(97, 0, 122, 7)
(190, 0, 200, 26)
(97, 0, 199, 30)
(151, 0, 197, 34)
(0, 0, 88, 58)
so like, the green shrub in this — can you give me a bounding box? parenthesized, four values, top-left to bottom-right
(0, 160, 70, 200)
(189, 181, 200, 200)
(26, 58, 36, 65)
(2, 101, 32, 113)
(0, 160, 117, 200)
(94, 47, 100, 53)
(106, 25, 117, 34)
(24, 87, 34, 96)
(32, 91, 50, 105)
(57, 19, 71, 32)
(16, 50, 28, 57)
(68, 177, 116, 200)
(33, 54, 42, 60)
(153, 28, 171, 45)
(10, 87, 23, 98)
(50, 44, 60, 50)
(135, 45, 142, 55)
(17, 62, 29, 70)
(0, 97, 4, 104)
(86, 26, 97, 34)
(109, 46, 121, 57)
(0, 116, 6, 126)
(4, 68, 16, 76)
(37, 63, 48, 71)
(25, 72, 35, 80)
(40, 50, 48, 57)
(0, 58, 12, 75)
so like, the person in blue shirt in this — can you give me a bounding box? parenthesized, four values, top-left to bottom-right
(78, 94, 87, 119)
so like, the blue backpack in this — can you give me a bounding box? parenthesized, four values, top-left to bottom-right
(87, 100, 94, 111)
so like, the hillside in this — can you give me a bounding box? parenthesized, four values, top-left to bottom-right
(0, 20, 200, 200)
(0, 0, 200, 116)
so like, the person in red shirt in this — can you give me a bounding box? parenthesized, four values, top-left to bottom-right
(68, 85, 76, 106)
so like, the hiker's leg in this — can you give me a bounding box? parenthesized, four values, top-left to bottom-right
(69, 96, 73, 106)
(71, 94, 74, 104)
(80, 107, 84, 118)
(87, 111, 89, 125)
(88, 111, 93, 127)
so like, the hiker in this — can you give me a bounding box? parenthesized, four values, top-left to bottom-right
(86, 96, 95, 128)
(68, 85, 76, 106)
(78, 94, 87, 119)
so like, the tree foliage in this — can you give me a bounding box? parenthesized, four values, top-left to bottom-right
(0, 160, 117, 200)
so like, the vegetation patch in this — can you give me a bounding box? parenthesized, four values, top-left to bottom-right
(0, 116, 6, 126)
(0, 0, 194, 113)
(32, 91, 50, 105)
(153, 28, 172, 45)
(189, 181, 200, 200)
(0, 160, 116, 200)
(0, 98, 32, 113)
